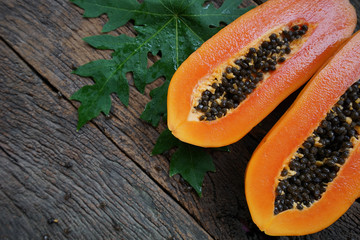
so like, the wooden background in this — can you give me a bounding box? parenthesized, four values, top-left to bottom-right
(1, 0, 360, 239)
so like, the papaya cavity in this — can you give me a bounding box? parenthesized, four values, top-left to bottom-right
(167, 0, 356, 148)
(190, 23, 310, 122)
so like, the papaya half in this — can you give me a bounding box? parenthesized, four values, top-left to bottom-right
(245, 30, 360, 236)
(167, 0, 356, 147)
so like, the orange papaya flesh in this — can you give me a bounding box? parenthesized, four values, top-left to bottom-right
(245, 30, 360, 236)
(167, 0, 356, 148)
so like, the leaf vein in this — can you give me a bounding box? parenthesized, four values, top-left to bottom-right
(96, 17, 175, 96)
(178, 17, 205, 43)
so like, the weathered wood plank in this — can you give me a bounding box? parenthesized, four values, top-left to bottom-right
(1, 0, 359, 239)
(0, 39, 212, 240)
(1, 1, 267, 239)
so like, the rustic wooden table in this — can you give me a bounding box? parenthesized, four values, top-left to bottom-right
(1, 0, 360, 239)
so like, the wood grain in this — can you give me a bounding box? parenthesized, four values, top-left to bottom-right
(0, 0, 359, 239)
(0, 39, 212, 240)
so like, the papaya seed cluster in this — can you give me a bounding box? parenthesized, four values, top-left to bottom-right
(195, 24, 308, 121)
(274, 80, 360, 215)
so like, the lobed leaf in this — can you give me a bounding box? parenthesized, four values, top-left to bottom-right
(70, 0, 252, 128)
(70, 59, 129, 129)
(170, 144, 216, 196)
(71, 0, 252, 195)
(141, 80, 170, 127)
(151, 128, 180, 155)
